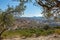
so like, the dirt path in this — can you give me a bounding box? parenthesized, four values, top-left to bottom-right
(3, 35, 60, 40)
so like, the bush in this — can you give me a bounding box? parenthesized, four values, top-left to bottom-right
(19, 29, 34, 37)
(43, 24, 50, 30)
(54, 26, 60, 29)
(2, 28, 58, 38)
(54, 29, 60, 34)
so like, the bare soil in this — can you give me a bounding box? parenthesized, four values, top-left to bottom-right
(3, 34, 60, 40)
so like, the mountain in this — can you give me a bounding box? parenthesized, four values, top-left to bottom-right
(15, 17, 60, 27)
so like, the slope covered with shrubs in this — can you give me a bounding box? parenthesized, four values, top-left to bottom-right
(2, 26, 60, 38)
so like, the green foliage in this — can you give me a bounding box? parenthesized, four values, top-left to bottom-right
(43, 24, 50, 30)
(54, 29, 60, 35)
(0, 13, 15, 28)
(0, 1, 26, 38)
(54, 26, 60, 29)
(1, 28, 56, 38)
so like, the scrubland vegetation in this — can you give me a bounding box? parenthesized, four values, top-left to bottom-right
(1, 25, 60, 38)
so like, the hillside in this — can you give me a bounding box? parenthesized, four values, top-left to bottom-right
(11, 17, 60, 29)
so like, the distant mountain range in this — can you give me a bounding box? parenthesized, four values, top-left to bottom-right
(15, 17, 60, 26)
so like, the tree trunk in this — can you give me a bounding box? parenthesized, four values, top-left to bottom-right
(0, 28, 7, 40)
(0, 35, 2, 40)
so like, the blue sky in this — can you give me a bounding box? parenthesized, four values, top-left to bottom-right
(0, 0, 43, 17)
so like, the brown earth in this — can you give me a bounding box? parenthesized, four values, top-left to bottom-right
(3, 34, 60, 40)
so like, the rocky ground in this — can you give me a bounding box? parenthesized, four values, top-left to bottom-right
(3, 34, 60, 40)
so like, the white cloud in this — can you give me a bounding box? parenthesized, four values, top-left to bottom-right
(21, 13, 43, 17)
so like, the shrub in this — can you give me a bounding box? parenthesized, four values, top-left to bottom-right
(54, 29, 60, 34)
(54, 26, 60, 29)
(2, 28, 58, 38)
(43, 24, 50, 30)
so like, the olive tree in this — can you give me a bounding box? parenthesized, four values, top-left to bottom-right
(0, 0, 26, 40)
(35, 0, 60, 21)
